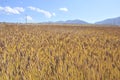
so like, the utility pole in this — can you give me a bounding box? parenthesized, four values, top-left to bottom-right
(25, 14, 27, 24)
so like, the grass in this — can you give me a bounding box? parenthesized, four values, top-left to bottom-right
(0, 23, 120, 80)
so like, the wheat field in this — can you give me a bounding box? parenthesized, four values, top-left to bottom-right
(0, 23, 120, 80)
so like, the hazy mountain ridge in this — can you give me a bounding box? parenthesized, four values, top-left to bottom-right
(44, 19, 88, 24)
(95, 17, 120, 25)
(1, 17, 120, 25)
(44, 17, 120, 25)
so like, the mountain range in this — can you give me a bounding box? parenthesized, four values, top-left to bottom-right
(45, 17, 120, 25)
(95, 17, 120, 25)
(55, 19, 88, 24)
(43, 19, 88, 24)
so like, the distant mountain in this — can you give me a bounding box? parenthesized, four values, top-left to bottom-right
(42, 17, 120, 25)
(56, 19, 88, 24)
(95, 17, 120, 25)
(44, 19, 88, 24)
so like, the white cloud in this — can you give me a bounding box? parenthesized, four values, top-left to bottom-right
(0, 7, 3, 10)
(14, 7, 24, 12)
(28, 6, 55, 18)
(0, 6, 24, 14)
(28, 6, 36, 10)
(52, 12, 56, 16)
(26, 16, 33, 20)
(59, 8, 68, 12)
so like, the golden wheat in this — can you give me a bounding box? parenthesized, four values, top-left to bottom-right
(0, 23, 120, 80)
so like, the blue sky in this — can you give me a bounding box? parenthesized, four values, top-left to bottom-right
(0, 0, 120, 23)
